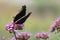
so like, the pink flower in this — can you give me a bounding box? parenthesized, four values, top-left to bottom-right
(35, 32, 50, 39)
(5, 21, 14, 33)
(11, 37, 16, 40)
(11, 32, 31, 40)
(49, 23, 56, 32)
(5, 21, 24, 33)
(20, 32, 31, 39)
(15, 24, 24, 30)
(49, 17, 60, 33)
(35, 33, 41, 38)
(55, 17, 60, 24)
(2, 37, 6, 40)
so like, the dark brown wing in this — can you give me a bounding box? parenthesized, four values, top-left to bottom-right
(14, 5, 26, 22)
(15, 12, 32, 24)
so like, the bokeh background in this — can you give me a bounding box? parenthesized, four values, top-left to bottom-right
(0, 0, 60, 40)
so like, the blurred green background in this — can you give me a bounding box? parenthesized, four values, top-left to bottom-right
(0, 0, 60, 40)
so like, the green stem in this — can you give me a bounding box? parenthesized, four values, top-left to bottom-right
(13, 31, 17, 40)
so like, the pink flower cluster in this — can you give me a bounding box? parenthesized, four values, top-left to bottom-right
(5, 21, 24, 33)
(35, 32, 50, 39)
(49, 17, 60, 33)
(11, 32, 31, 40)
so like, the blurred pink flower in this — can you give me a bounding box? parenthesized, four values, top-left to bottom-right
(35, 32, 50, 39)
(11, 37, 16, 40)
(11, 32, 31, 40)
(49, 23, 56, 32)
(2, 37, 6, 40)
(49, 17, 60, 33)
(20, 32, 31, 40)
(35, 33, 41, 38)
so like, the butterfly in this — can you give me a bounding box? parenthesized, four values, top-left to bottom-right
(5, 5, 32, 33)
(13, 5, 32, 24)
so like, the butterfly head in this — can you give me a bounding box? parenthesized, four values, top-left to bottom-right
(22, 5, 26, 9)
